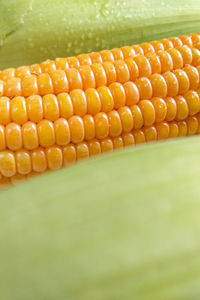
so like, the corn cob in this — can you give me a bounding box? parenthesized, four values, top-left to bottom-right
(1, 33, 200, 188)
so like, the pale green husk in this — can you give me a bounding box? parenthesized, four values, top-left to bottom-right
(1, 137, 200, 299)
(0, 0, 200, 68)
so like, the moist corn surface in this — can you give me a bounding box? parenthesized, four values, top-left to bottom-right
(0, 33, 200, 187)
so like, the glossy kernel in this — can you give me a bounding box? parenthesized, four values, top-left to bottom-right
(68, 115, 85, 143)
(130, 105, 143, 129)
(88, 139, 101, 156)
(138, 100, 155, 126)
(165, 97, 177, 122)
(155, 122, 169, 140)
(101, 138, 113, 153)
(178, 121, 187, 136)
(173, 69, 190, 95)
(175, 95, 189, 121)
(76, 143, 89, 160)
(167, 48, 183, 69)
(0, 151, 16, 177)
(16, 150, 32, 175)
(38, 73, 54, 96)
(143, 126, 157, 142)
(79, 65, 96, 90)
(0, 97, 10, 125)
(5, 77, 21, 98)
(183, 65, 199, 90)
(100, 50, 114, 62)
(22, 75, 38, 97)
(151, 97, 167, 123)
(65, 68, 83, 90)
(43, 94, 59, 121)
(123, 133, 135, 147)
(118, 106, 134, 133)
(6, 123, 22, 151)
(54, 118, 70, 146)
(114, 60, 130, 83)
(135, 77, 152, 100)
(113, 137, 124, 150)
(184, 91, 200, 116)
(94, 112, 109, 140)
(97, 86, 114, 112)
(177, 46, 192, 65)
(46, 146, 63, 170)
(83, 115, 95, 141)
(150, 74, 167, 98)
(70, 89, 87, 116)
(31, 148, 47, 173)
(162, 72, 179, 97)
(134, 55, 152, 77)
(109, 82, 126, 109)
(91, 63, 107, 87)
(27, 95, 43, 123)
(186, 116, 198, 136)
(22, 122, 39, 150)
(168, 122, 179, 138)
(37, 120, 55, 147)
(108, 110, 122, 137)
(89, 52, 103, 64)
(133, 130, 146, 144)
(145, 53, 161, 74)
(192, 48, 200, 66)
(63, 144, 76, 165)
(0, 125, 6, 150)
(124, 81, 140, 105)
(51, 70, 69, 94)
(11, 96, 28, 125)
(102, 62, 117, 85)
(85, 88, 101, 115)
(158, 51, 173, 73)
(57, 93, 73, 119)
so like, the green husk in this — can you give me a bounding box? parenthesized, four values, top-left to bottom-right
(1, 0, 200, 69)
(1, 136, 200, 299)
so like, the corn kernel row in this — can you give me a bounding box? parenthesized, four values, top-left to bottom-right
(0, 65, 200, 126)
(0, 33, 200, 82)
(0, 46, 200, 99)
(0, 115, 199, 180)
(0, 90, 199, 151)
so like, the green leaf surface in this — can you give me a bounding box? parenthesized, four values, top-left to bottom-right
(1, 0, 200, 68)
(1, 137, 200, 299)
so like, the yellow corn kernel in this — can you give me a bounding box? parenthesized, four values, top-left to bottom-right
(102, 62, 117, 85)
(150, 74, 167, 98)
(111, 48, 124, 60)
(155, 122, 169, 140)
(130, 105, 143, 129)
(37, 120, 55, 147)
(89, 52, 103, 64)
(183, 65, 199, 90)
(184, 91, 200, 116)
(5, 77, 21, 98)
(135, 77, 152, 100)
(123, 81, 139, 106)
(6, 123, 22, 151)
(145, 53, 161, 74)
(175, 95, 189, 121)
(167, 48, 183, 69)
(173, 69, 190, 95)
(109, 82, 126, 109)
(138, 100, 155, 126)
(162, 72, 179, 97)
(41, 60, 56, 74)
(65, 68, 83, 90)
(70, 90, 87, 116)
(11, 96, 28, 124)
(83, 115, 95, 141)
(133, 129, 146, 144)
(165, 97, 177, 122)
(27, 95, 43, 123)
(63, 144, 76, 165)
(54, 118, 70, 146)
(0, 151, 16, 177)
(31, 148, 47, 173)
(177, 45, 192, 65)
(186, 116, 198, 136)
(51, 70, 69, 94)
(38, 73, 54, 95)
(118, 106, 134, 132)
(113, 60, 130, 83)
(108, 110, 122, 137)
(85, 88, 101, 115)
(151, 97, 167, 123)
(16, 150, 32, 175)
(76, 142, 89, 160)
(100, 138, 113, 153)
(55, 58, 69, 71)
(112, 136, 124, 150)
(22, 122, 39, 150)
(79, 65, 95, 90)
(22, 75, 38, 97)
(122, 133, 135, 147)
(46, 146, 63, 170)
(134, 55, 152, 77)
(125, 58, 139, 81)
(0, 97, 10, 125)
(68, 115, 85, 143)
(77, 54, 92, 66)
(88, 139, 101, 156)
(143, 126, 157, 142)
(178, 120, 187, 136)
(94, 112, 109, 140)
(90, 63, 107, 87)
(168, 122, 179, 138)
(97, 86, 114, 112)
(57, 93, 73, 119)
(0, 125, 6, 150)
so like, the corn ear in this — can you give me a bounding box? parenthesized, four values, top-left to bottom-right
(1, 136, 200, 299)
(1, 0, 200, 68)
